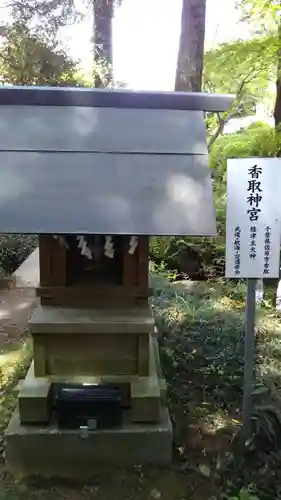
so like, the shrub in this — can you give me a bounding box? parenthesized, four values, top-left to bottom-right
(0, 234, 38, 274)
(210, 121, 279, 185)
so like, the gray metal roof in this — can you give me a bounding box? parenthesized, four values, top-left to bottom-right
(0, 86, 233, 236)
(0, 151, 216, 235)
(0, 106, 207, 154)
(0, 85, 234, 112)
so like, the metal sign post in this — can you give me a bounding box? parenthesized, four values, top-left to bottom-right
(241, 278, 257, 439)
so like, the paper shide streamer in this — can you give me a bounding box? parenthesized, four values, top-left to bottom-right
(129, 236, 138, 255)
(53, 235, 139, 259)
(52, 235, 69, 249)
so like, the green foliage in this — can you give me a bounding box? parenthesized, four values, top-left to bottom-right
(204, 37, 275, 109)
(0, 235, 37, 275)
(0, 22, 82, 86)
(150, 237, 171, 263)
(238, 0, 281, 128)
(7, 0, 80, 40)
(239, 0, 281, 29)
(204, 37, 276, 146)
(210, 122, 279, 181)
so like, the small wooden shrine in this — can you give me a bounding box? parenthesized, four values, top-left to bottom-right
(0, 86, 234, 476)
(34, 234, 151, 375)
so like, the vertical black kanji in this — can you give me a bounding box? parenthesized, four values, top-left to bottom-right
(249, 226, 257, 260)
(234, 226, 241, 275)
(247, 165, 263, 222)
(263, 225, 271, 275)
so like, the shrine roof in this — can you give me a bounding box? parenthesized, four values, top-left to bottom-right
(0, 86, 234, 236)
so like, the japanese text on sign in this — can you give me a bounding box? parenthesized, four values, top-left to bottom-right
(233, 226, 241, 275)
(249, 226, 257, 260)
(247, 165, 262, 222)
(263, 226, 272, 275)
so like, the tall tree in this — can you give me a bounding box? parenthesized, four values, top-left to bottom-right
(93, 0, 114, 86)
(92, 0, 123, 87)
(175, 0, 206, 92)
(275, 22, 281, 127)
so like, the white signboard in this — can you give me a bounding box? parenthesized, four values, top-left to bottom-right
(226, 158, 281, 278)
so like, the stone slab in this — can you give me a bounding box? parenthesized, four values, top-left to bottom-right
(5, 407, 173, 479)
(29, 304, 154, 335)
(131, 335, 160, 422)
(131, 376, 160, 422)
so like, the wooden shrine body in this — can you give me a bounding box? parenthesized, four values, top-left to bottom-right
(33, 234, 152, 383)
(38, 234, 149, 308)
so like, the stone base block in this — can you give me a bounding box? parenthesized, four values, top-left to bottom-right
(17, 332, 164, 424)
(30, 304, 154, 378)
(5, 407, 173, 480)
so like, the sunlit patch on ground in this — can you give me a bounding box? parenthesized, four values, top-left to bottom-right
(0, 340, 31, 385)
(0, 340, 31, 435)
(213, 296, 245, 311)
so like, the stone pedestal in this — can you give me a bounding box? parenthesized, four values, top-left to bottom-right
(5, 407, 173, 480)
(5, 304, 172, 477)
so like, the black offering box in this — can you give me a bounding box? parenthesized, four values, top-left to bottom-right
(56, 384, 122, 430)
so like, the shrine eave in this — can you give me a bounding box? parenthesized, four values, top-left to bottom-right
(0, 85, 234, 112)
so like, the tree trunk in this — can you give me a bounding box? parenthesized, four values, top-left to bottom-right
(93, 0, 114, 87)
(274, 26, 281, 132)
(272, 24, 281, 310)
(175, 0, 206, 92)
